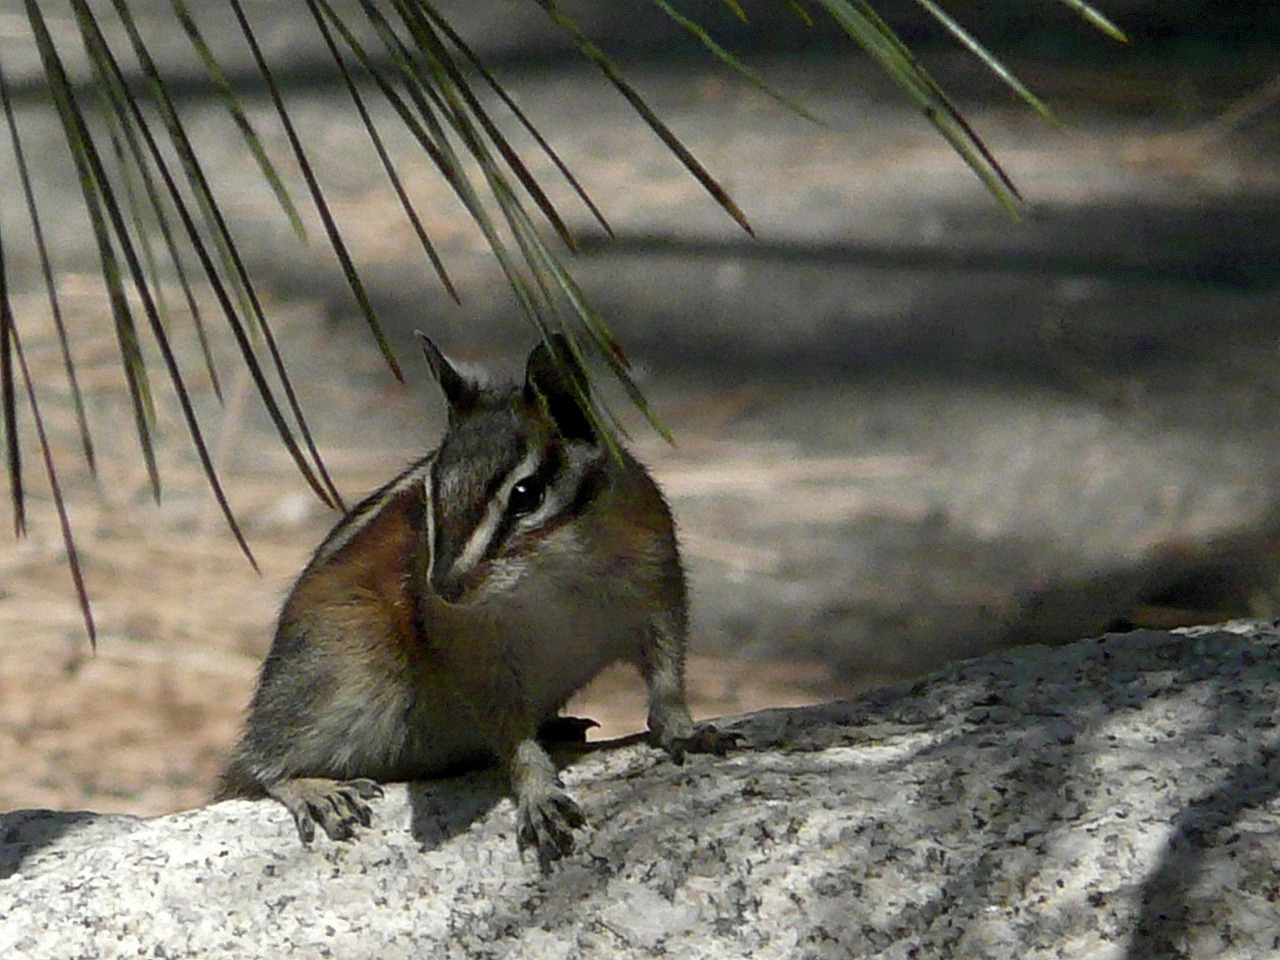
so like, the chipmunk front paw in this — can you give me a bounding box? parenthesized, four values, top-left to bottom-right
(658, 723, 745, 765)
(516, 788, 586, 873)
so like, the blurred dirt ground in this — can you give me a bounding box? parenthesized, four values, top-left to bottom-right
(0, 286, 860, 817)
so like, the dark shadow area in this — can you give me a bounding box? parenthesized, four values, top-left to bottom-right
(0, 809, 138, 880)
(570, 191, 1280, 381)
(852, 523, 1280, 673)
(7, 0, 1279, 104)
(1127, 735, 1280, 958)
(406, 772, 505, 852)
(578, 199, 1280, 292)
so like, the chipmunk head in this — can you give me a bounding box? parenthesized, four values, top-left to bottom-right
(418, 334, 605, 604)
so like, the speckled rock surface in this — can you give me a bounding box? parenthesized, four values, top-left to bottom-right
(3, 623, 1279, 959)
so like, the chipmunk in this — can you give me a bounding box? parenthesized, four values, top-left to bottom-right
(216, 334, 738, 871)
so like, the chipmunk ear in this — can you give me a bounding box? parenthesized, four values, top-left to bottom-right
(524, 335, 595, 443)
(417, 332, 481, 423)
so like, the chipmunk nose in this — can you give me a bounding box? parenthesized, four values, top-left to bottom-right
(431, 567, 468, 604)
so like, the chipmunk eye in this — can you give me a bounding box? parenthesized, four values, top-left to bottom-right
(507, 476, 545, 518)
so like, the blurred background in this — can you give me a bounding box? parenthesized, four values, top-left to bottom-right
(1, 0, 1278, 815)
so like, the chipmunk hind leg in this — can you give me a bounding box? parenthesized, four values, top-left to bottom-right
(267, 777, 385, 843)
(215, 753, 384, 844)
(215, 618, 410, 841)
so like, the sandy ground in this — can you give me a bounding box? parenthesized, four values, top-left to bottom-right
(0, 285, 860, 818)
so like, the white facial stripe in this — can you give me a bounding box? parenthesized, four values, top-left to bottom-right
(312, 458, 432, 568)
(451, 447, 541, 578)
(424, 467, 437, 581)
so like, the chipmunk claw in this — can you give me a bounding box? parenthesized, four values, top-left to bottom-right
(661, 724, 745, 766)
(517, 789, 586, 873)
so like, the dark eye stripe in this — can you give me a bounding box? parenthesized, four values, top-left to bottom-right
(564, 460, 606, 519)
(484, 446, 564, 561)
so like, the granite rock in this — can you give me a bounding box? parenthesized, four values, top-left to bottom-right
(3, 623, 1279, 959)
